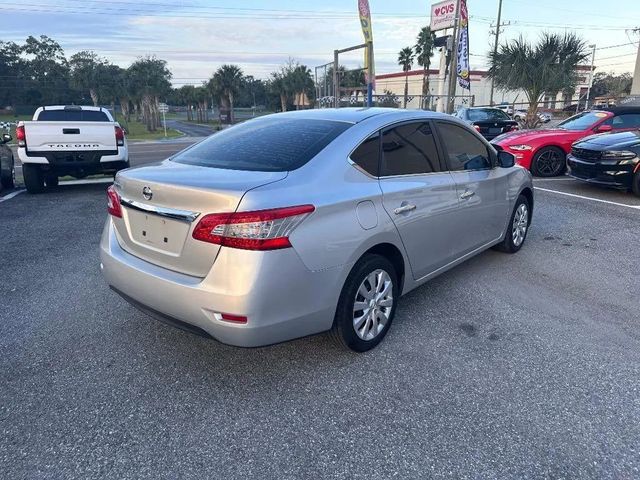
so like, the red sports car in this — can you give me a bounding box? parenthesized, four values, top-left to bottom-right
(491, 107, 640, 177)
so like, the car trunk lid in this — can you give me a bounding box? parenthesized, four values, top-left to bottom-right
(112, 160, 287, 277)
(23, 121, 117, 152)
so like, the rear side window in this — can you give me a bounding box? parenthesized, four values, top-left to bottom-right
(436, 122, 491, 171)
(380, 122, 441, 176)
(37, 109, 110, 122)
(467, 108, 510, 122)
(609, 114, 640, 129)
(173, 117, 351, 172)
(351, 133, 379, 176)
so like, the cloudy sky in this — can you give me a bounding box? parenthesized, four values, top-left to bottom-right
(2, 0, 639, 85)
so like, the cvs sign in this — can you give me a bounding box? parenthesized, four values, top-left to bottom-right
(430, 0, 457, 31)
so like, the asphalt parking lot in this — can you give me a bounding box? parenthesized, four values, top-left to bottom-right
(1, 143, 639, 479)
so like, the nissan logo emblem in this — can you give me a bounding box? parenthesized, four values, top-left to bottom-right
(142, 186, 153, 201)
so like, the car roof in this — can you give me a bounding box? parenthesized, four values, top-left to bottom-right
(270, 108, 451, 124)
(599, 106, 640, 115)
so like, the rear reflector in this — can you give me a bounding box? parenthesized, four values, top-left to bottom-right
(193, 204, 315, 251)
(16, 125, 26, 147)
(107, 185, 122, 218)
(220, 313, 248, 324)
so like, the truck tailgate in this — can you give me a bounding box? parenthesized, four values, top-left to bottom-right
(23, 121, 117, 152)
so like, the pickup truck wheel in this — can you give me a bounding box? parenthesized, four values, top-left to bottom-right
(632, 172, 640, 197)
(23, 164, 45, 194)
(0, 159, 14, 189)
(45, 174, 59, 187)
(531, 146, 566, 177)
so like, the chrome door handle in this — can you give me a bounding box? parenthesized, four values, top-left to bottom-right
(460, 190, 475, 200)
(394, 204, 416, 215)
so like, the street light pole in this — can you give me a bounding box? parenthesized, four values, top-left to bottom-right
(488, 0, 503, 106)
(584, 44, 596, 110)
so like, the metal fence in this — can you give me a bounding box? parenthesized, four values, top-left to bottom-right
(316, 93, 475, 111)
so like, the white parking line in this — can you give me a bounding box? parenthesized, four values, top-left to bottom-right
(534, 187, 640, 210)
(533, 177, 575, 182)
(0, 189, 25, 203)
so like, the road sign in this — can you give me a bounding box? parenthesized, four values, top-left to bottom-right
(430, 0, 457, 31)
(158, 103, 169, 113)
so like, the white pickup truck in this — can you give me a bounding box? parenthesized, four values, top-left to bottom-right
(17, 105, 129, 193)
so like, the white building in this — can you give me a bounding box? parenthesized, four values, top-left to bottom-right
(374, 64, 595, 110)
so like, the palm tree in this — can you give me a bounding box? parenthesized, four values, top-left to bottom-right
(398, 47, 414, 108)
(414, 27, 436, 109)
(211, 64, 243, 123)
(488, 33, 588, 128)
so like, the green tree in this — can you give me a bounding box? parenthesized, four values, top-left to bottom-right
(22, 35, 72, 105)
(127, 56, 172, 132)
(69, 51, 110, 106)
(414, 27, 436, 109)
(488, 33, 588, 127)
(0, 41, 23, 108)
(398, 47, 414, 108)
(209, 64, 243, 123)
(590, 72, 633, 100)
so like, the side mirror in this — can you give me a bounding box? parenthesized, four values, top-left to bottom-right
(1, 133, 11, 144)
(595, 124, 612, 133)
(497, 150, 516, 168)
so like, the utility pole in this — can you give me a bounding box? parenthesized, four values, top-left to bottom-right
(445, 0, 461, 114)
(631, 28, 640, 95)
(488, 0, 504, 106)
(584, 44, 596, 110)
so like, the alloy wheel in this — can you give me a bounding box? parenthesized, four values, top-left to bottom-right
(512, 203, 529, 247)
(536, 150, 563, 176)
(352, 269, 394, 341)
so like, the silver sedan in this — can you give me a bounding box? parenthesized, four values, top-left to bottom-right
(100, 108, 533, 352)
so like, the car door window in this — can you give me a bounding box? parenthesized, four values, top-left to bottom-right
(436, 122, 491, 171)
(380, 122, 441, 176)
(350, 133, 380, 176)
(610, 114, 640, 129)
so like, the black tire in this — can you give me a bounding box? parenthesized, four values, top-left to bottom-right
(531, 146, 566, 177)
(0, 157, 14, 189)
(494, 194, 531, 254)
(330, 254, 399, 352)
(23, 164, 46, 194)
(632, 172, 640, 198)
(45, 174, 59, 187)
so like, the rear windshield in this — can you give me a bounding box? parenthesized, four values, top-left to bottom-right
(172, 117, 351, 172)
(467, 108, 510, 122)
(558, 112, 609, 131)
(37, 109, 110, 122)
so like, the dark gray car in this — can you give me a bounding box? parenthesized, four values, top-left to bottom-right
(0, 133, 15, 191)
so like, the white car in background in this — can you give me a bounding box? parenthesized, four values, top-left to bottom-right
(513, 110, 551, 123)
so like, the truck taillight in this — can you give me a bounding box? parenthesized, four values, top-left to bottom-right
(192, 205, 315, 251)
(16, 125, 26, 147)
(115, 126, 125, 147)
(107, 185, 122, 218)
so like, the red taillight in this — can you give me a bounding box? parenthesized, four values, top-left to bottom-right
(473, 124, 481, 132)
(107, 185, 122, 218)
(192, 205, 315, 251)
(16, 125, 26, 147)
(115, 126, 125, 147)
(510, 125, 519, 131)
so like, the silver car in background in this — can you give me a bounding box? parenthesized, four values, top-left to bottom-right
(100, 108, 533, 352)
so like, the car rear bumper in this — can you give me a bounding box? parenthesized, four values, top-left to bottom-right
(566, 155, 635, 188)
(18, 145, 128, 165)
(100, 218, 346, 347)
